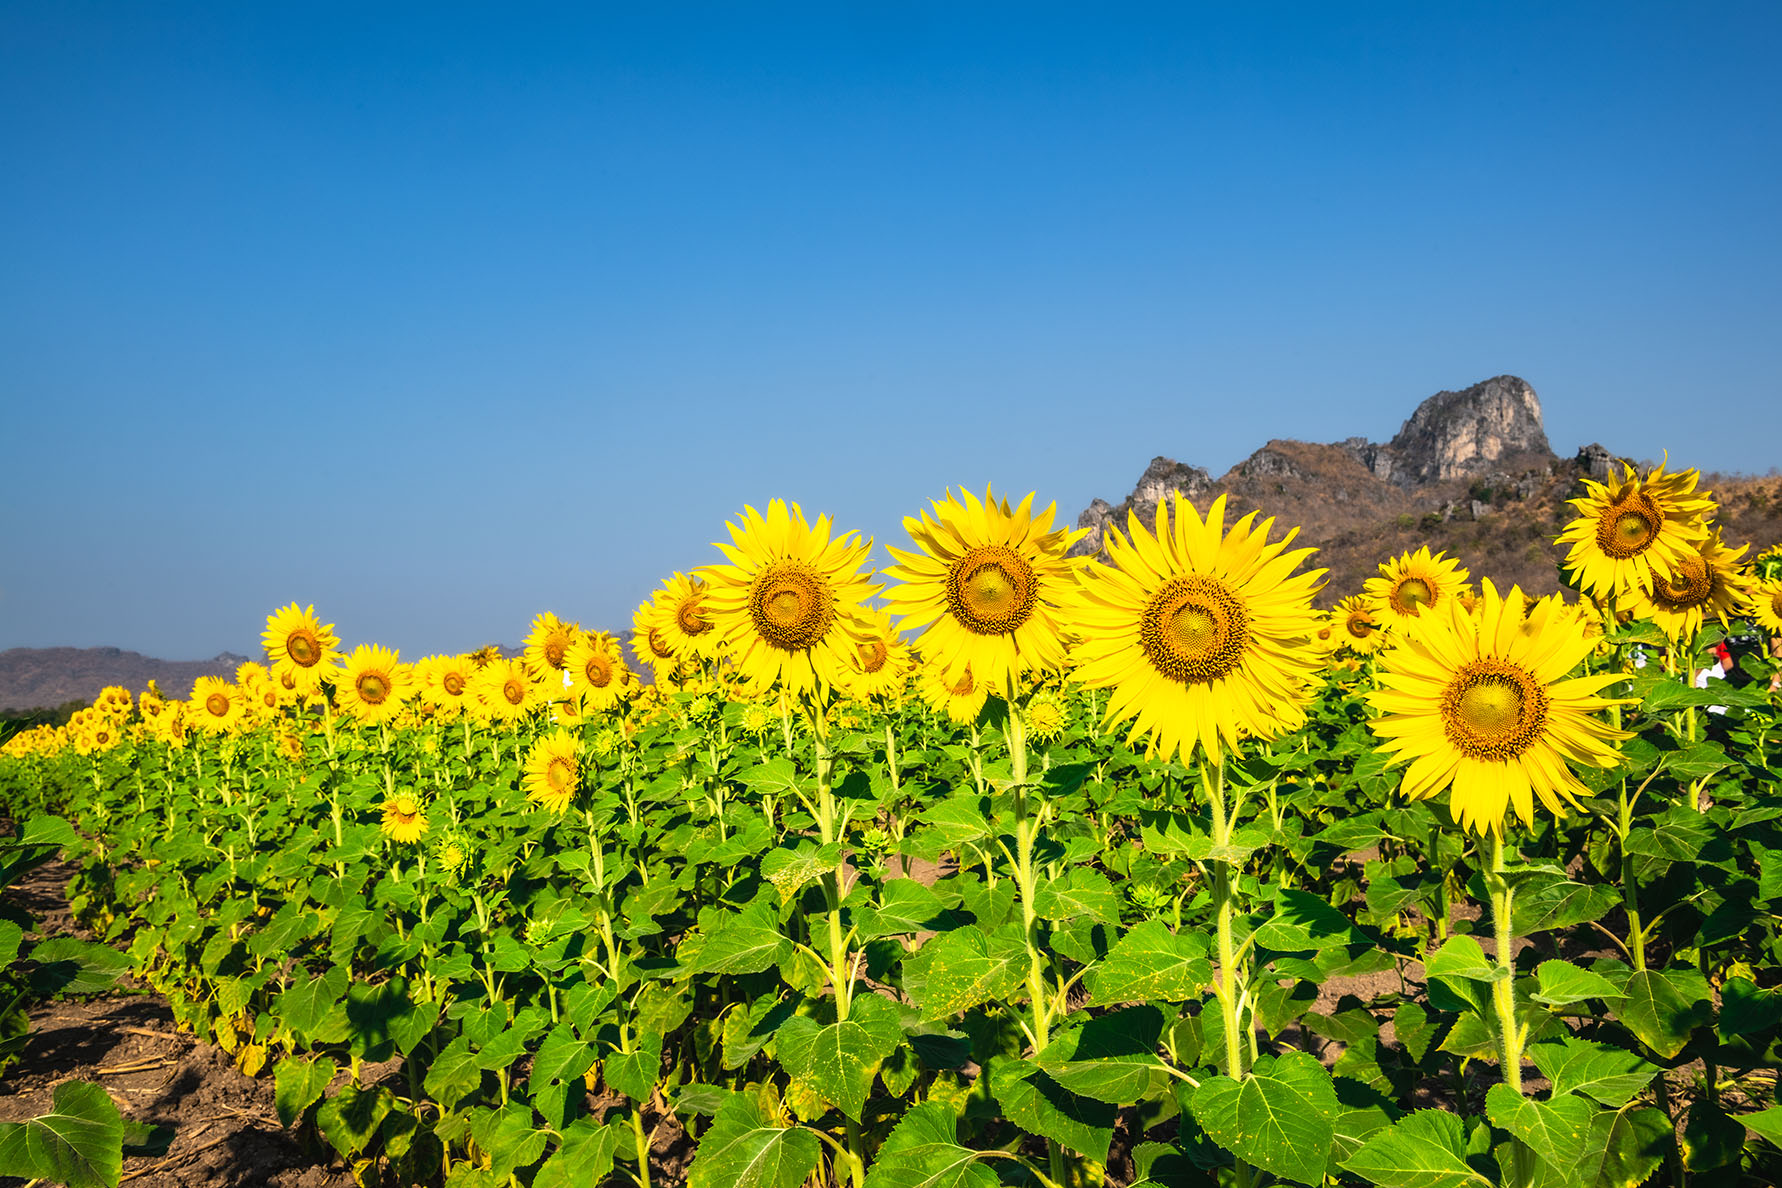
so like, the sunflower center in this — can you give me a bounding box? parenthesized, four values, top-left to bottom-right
(287, 630, 319, 667)
(1772, 589, 1782, 618)
(857, 638, 889, 674)
(1390, 577, 1434, 616)
(647, 628, 675, 659)
(1346, 613, 1375, 639)
(1141, 576, 1250, 684)
(503, 678, 526, 706)
(1651, 555, 1713, 609)
(1595, 494, 1662, 559)
(584, 654, 613, 688)
(1441, 660, 1549, 761)
(205, 692, 231, 718)
(443, 672, 466, 696)
(946, 546, 1038, 636)
(676, 596, 712, 637)
(547, 756, 575, 792)
(391, 796, 419, 820)
(545, 638, 569, 668)
(357, 672, 389, 704)
(750, 562, 835, 651)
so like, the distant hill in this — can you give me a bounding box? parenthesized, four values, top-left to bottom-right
(1073, 375, 1782, 601)
(0, 647, 251, 716)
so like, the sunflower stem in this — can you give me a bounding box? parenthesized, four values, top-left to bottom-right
(1006, 700, 1064, 1187)
(1486, 831, 1537, 1187)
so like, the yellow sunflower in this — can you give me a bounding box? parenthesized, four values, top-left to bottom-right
(699, 500, 879, 700)
(631, 598, 684, 684)
(335, 645, 414, 725)
(1558, 461, 1715, 601)
(840, 609, 912, 701)
(380, 793, 429, 844)
(189, 676, 245, 733)
(565, 633, 631, 711)
(882, 486, 1085, 697)
(525, 612, 581, 674)
(1072, 494, 1326, 764)
(416, 654, 477, 717)
(1330, 595, 1387, 655)
(653, 573, 723, 661)
(1365, 548, 1468, 628)
(1625, 531, 1752, 641)
(1026, 690, 1068, 741)
(522, 729, 581, 814)
(263, 604, 341, 695)
(1750, 576, 1782, 634)
(471, 657, 538, 724)
(918, 659, 989, 725)
(1368, 580, 1628, 837)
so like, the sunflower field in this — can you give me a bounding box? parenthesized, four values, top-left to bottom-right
(4, 468, 1782, 1188)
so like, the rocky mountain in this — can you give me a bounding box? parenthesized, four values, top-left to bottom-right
(1072, 375, 1781, 602)
(0, 647, 251, 716)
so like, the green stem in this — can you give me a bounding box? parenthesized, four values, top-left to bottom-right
(1006, 703, 1065, 1188)
(1486, 832, 1535, 1188)
(631, 1105, 652, 1188)
(1203, 759, 1252, 1188)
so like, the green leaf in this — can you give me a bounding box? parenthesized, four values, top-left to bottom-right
(760, 842, 840, 906)
(774, 995, 903, 1122)
(1254, 889, 1364, 951)
(1511, 879, 1620, 936)
(1743, 1106, 1782, 1147)
(1527, 1037, 1657, 1109)
(0, 921, 21, 966)
(863, 1100, 998, 1188)
(1425, 935, 1500, 983)
(0, 1080, 124, 1188)
(1577, 1105, 1672, 1188)
(1086, 920, 1212, 1006)
(25, 937, 131, 996)
(1485, 1084, 1593, 1167)
(855, 879, 955, 939)
(1035, 1006, 1165, 1105)
(1341, 1108, 1494, 1188)
(1718, 977, 1782, 1039)
(989, 1057, 1117, 1163)
(274, 1056, 336, 1126)
(917, 796, 995, 847)
(422, 1035, 483, 1110)
(1532, 960, 1626, 1008)
(1618, 969, 1709, 1059)
(687, 1094, 820, 1188)
(1681, 1100, 1744, 1173)
(315, 1084, 393, 1160)
(17, 815, 79, 850)
(528, 1024, 597, 1129)
(680, 905, 793, 976)
(1190, 1052, 1339, 1186)
(533, 1118, 627, 1188)
(915, 925, 1027, 1021)
(604, 1030, 664, 1101)
(1033, 869, 1120, 924)
(1623, 805, 1715, 861)
(275, 964, 350, 1043)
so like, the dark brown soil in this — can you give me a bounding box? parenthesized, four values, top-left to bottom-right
(0, 860, 346, 1188)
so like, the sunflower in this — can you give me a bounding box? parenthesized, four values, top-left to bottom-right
(1330, 595, 1387, 655)
(1750, 576, 1782, 634)
(1368, 580, 1628, 836)
(631, 598, 684, 684)
(1072, 494, 1326, 764)
(918, 659, 988, 724)
(276, 731, 305, 763)
(189, 676, 245, 733)
(1558, 461, 1715, 601)
(1365, 548, 1467, 629)
(525, 612, 581, 674)
(471, 657, 538, 724)
(565, 633, 632, 711)
(416, 654, 477, 717)
(335, 645, 414, 725)
(699, 500, 879, 700)
(882, 487, 1085, 697)
(653, 573, 723, 661)
(380, 793, 429, 844)
(1026, 690, 1068, 741)
(263, 604, 341, 695)
(840, 609, 912, 701)
(522, 729, 581, 814)
(1626, 531, 1752, 641)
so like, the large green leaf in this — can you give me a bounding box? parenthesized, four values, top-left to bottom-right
(1527, 1037, 1657, 1108)
(1531, 960, 1625, 1008)
(680, 904, 793, 976)
(1511, 878, 1620, 937)
(1341, 1108, 1494, 1188)
(1618, 969, 1709, 1059)
(315, 1084, 394, 1160)
(533, 1118, 627, 1188)
(1086, 920, 1212, 1006)
(863, 1100, 998, 1188)
(774, 995, 903, 1121)
(604, 1030, 665, 1101)
(274, 1055, 336, 1126)
(0, 1080, 123, 1188)
(856, 880, 953, 939)
(989, 1057, 1117, 1162)
(760, 842, 840, 905)
(1032, 869, 1120, 925)
(1189, 1051, 1338, 1186)
(1254, 889, 1364, 951)
(528, 1024, 597, 1129)
(422, 1035, 483, 1110)
(1743, 1106, 1782, 1147)
(915, 925, 1026, 1021)
(1035, 1005, 1166, 1105)
(275, 964, 351, 1043)
(1485, 1084, 1593, 1167)
(25, 937, 131, 996)
(687, 1094, 819, 1188)
(1575, 1104, 1673, 1188)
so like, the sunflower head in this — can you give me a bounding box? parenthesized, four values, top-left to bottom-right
(1368, 580, 1630, 837)
(189, 676, 244, 734)
(336, 645, 414, 725)
(381, 793, 429, 844)
(1749, 575, 1782, 635)
(882, 486, 1086, 698)
(652, 573, 723, 661)
(264, 604, 341, 694)
(1026, 691, 1068, 742)
(1365, 548, 1468, 627)
(1330, 595, 1386, 655)
(699, 501, 879, 701)
(1558, 461, 1716, 601)
(1627, 530, 1752, 641)
(838, 609, 912, 702)
(525, 612, 581, 673)
(1072, 494, 1326, 764)
(523, 729, 581, 814)
(471, 658, 538, 723)
(918, 658, 988, 724)
(566, 633, 632, 711)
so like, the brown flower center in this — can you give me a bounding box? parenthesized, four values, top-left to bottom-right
(749, 562, 834, 651)
(443, 672, 466, 696)
(205, 692, 231, 718)
(583, 652, 614, 688)
(544, 637, 570, 668)
(286, 630, 320, 667)
(946, 546, 1038, 636)
(647, 627, 675, 660)
(547, 756, 575, 792)
(1346, 612, 1376, 639)
(676, 594, 712, 637)
(857, 638, 889, 674)
(1650, 554, 1713, 610)
(503, 677, 527, 706)
(1595, 493, 1662, 560)
(1389, 576, 1434, 616)
(1140, 575, 1250, 684)
(356, 672, 389, 705)
(1441, 659, 1549, 761)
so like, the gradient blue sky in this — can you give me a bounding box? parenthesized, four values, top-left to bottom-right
(4, 3, 1780, 660)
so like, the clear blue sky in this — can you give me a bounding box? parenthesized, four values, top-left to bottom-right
(4, 3, 1779, 659)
